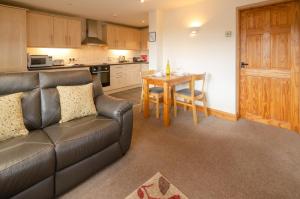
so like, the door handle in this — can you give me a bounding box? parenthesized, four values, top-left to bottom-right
(240, 62, 249, 68)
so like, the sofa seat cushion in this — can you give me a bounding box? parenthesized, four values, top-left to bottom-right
(0, 131, 55, 198)
(44, 115, 121, 171)
(149, 87, 164, 94)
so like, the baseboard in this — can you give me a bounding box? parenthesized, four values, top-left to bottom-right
(199, 107, 238, 122)
(137, 102, 238, 122)
(177, 104, 238, 122)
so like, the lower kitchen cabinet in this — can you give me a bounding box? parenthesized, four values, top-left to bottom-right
(107, 64, 143, 92)
(125, 64, 142, 86)
(110, 65, 125, 90)
(141, 64, 149, 72)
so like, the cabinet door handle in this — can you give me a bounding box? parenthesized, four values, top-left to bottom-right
(66, 36, 68, 45)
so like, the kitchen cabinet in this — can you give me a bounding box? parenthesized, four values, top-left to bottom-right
(109, 64, 141, 91)
(27, 12, 81, 48)
(110, 65, 125, 89)
(103, 24, 127, 49)
(141, 28, 148, 51)
(103, 24, 118, 49)
(126, 28, 141, 50)
(125, 64, 142, 85)
(27, 12, 53, 47)
(67, 19, 81, 47)
(0, 5, 27, 72)
(141, 64, 149, 72)
(53, 16, 68, 47)
(116, 26, 127, 49)
(102, 24, 141, 50)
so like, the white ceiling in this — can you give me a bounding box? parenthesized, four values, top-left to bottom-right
(8, 0, 203, 27)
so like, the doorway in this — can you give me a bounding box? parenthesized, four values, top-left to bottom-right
(237, 1, 300, 132)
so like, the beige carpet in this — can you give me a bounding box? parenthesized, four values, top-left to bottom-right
(110, 87, 142, 105)
(60, 106, 300, 199)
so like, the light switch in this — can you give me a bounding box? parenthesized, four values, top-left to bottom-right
(225, 31, 232, 37)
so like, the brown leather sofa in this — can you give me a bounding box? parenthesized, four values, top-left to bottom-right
(0, 70, 133, 199)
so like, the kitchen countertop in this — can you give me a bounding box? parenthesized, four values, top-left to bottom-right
(27, 61, 149, 71)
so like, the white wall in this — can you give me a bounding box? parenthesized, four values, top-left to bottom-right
(149, 0, 263, 114)
(149, 10, 164, 70)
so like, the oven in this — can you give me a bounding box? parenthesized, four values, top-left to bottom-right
(90, 64, 110, 87)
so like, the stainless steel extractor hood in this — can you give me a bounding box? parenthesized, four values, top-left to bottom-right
(82, 19, 107, 46)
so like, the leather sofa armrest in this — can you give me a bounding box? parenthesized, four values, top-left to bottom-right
(95, 95, 133, 153)
(95, 95, 132, 120)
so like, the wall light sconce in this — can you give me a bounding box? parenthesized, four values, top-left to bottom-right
(189, 27, 201, 37)
(189, 20, 202, 38)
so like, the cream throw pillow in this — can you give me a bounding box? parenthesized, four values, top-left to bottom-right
(0, 92, 29, 141)
(57, 83, 97, 123)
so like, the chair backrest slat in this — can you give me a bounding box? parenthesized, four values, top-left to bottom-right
(191, 73, 206, 98)
(140, 70, 157, 92)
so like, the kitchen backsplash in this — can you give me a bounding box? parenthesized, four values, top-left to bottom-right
(27, 46, 148, 65)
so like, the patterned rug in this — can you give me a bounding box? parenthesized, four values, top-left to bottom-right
(125, 172, 188, 199)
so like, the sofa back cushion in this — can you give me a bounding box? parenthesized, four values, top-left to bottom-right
(39, 70, 103, 128)
(0, 92, 29, 141)
(0, 72, 42, 131)
(57, 83, 97, 123)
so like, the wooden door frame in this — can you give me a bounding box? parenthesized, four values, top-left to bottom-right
(235, 0, 296, 119)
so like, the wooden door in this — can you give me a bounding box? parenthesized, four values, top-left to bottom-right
(27, 12, 53, 47)
(53, 16, 68, 47)
(67, 19, 81, 48)
(0, 5, 27, 72)
(239, 1, 300, 132)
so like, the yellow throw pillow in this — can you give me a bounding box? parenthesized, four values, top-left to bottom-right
(57, 83, 97, 123)
(0, 92, 29, 141)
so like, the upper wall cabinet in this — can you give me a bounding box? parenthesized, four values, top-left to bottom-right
(67, 19, 81, 47)
(102, 24, 143, 50)
(0, 5, 27, 72)
(125, 28, 141, 50)
(27, 12, 81, 48)
(141, 28, 148, 51)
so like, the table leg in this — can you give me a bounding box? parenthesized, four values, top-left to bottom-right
(163, 82, 170, 126)
(143, 79, 150, 118)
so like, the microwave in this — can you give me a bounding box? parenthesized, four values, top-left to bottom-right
(28, 55, 53, 68)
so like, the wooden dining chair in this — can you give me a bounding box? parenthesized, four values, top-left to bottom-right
(140, 70, 164, 119)
(173, 73, 208, 124)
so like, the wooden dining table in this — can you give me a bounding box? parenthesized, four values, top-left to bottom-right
(142, 74, 193, 127)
